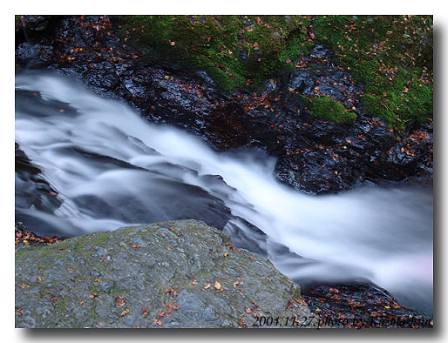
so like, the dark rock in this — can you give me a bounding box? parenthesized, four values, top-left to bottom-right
(288, 44, 363, 108)
(309, 44, 331, 59)
(19, 16, 50, 33)
(16, 43, 54, 67)
(276, 149, 355, 194)
(15, 143, 62, 218)
(303, 283, 433, 328)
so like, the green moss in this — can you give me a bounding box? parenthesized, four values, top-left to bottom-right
(115, 15, 432, 129)
(53, 296, 69, 314)
(116, 15, 311, 92)
(312, 15, 433, 130)
(308, 96, 357, 124)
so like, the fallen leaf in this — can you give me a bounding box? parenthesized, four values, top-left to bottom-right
(115, 296, 126, 308)
(141, 307, 150, 317)
(214, 281, 222, 290)
(164, 287, 177, 297)
(165, 302, 180, 314)
(131, 243, 141, 250)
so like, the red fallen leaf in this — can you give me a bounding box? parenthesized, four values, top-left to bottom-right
(115, 296, 126, 308)
(16, 229, 61, 245)
(153, 318, 163, 327)
(409, 130, 429, 142)
(400, 145, 417, 157)
(141, 307, 150, 317)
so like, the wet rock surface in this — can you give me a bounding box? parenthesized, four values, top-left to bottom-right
(15, 220, 315, 328)
(302, 283, 433, 328)
(15, 15, 433, 194)
(15, 143, 63, 228)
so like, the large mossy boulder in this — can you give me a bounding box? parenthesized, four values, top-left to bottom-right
(16, 220, 316, 328)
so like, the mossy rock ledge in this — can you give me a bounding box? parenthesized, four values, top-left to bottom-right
(16, 219, 316, 328)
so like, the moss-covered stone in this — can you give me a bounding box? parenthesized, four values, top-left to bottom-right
(116, 15, 312, 92)
(312, 15, 433, 129)
(116, 15, 432, 130)
(308, 96, 357, 124)
(16, 219, 316, 328)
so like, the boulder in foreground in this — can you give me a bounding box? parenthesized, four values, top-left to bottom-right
(16, 219, 315, 328)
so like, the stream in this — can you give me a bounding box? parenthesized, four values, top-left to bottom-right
(15, 72, 433, 315)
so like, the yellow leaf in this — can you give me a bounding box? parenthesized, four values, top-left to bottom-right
(214, 281, 222, 290)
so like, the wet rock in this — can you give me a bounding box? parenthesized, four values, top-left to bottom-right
(275, 149, 356, 194)
(288, 44, 363, 108)
(15, 143, 62, 222)
(18, 16, 50, 33)
(205, 102, 252, 149)
(289, 70, 314, 93)
(382, 123, 433, 180)
(15, 220, 315, 328)
(16, 43, 54, 67)
(302, 283, 433, 328)
(309, 44, 330, 59)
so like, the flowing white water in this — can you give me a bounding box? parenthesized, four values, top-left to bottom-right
(15, 73, 433, 314)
